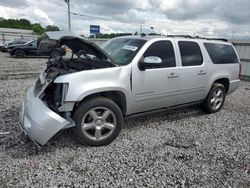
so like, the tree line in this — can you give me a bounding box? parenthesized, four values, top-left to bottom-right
(0, 17, 60, 35)
(0, 17, 162, 38)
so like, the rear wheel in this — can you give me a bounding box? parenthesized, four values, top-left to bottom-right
(14, 49, 25, 58)
(202, 83, 226, 113)
(50, 50, 61, 59)
(73, 97, 124, 146)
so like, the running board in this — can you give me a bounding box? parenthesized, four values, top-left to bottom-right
(127, 100, 203, 118)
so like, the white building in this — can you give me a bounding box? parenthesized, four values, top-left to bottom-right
(0, 28, 38, 45)
(233, 40, 250, 80)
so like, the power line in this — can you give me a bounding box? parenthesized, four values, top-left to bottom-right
(71, 12, 111, 21)
(51, 0, 60, 21)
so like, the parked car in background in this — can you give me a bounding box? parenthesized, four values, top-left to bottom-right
(8, 40, 66, 58)
(20, 34, 241, 147)
(0, 44, 3, 52)
(0, 39, 28, 52)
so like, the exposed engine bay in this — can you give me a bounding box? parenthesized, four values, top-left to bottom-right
(40, 54, 112, 112)
(45, 50, 113, 80)
(34, 33, 116, 113)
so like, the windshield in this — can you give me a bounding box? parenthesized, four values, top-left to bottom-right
(102, 38, 146, 65)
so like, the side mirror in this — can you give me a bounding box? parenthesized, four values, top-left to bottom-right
(138, 56, 162, 71)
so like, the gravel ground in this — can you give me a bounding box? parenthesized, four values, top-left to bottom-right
(0, 52, 249, 188)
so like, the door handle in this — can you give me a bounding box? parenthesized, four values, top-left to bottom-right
(168, 72, 178, 78)
(198, 70, 206, 75)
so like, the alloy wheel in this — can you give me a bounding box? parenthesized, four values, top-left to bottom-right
(81, 107, 116, 141)
(210, 88, 224, 111)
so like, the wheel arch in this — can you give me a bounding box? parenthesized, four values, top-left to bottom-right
(14, 48, 26, 56)
(213, 78, 229, 93)
(202, 78, 228, 113)
(73, 90, 127, 115)
(207, 76, 230, 96)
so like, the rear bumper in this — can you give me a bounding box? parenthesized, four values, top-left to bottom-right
(228, 79, 240, 95)
(20, 87, 72, 145)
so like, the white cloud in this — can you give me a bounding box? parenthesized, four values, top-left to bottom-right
(33, 7, 54, 25)
(0, 0, 249, 39)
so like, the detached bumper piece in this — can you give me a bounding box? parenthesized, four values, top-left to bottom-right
(20, 88, 72, 146)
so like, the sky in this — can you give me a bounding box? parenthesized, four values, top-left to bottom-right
(0, 0, 249, 39)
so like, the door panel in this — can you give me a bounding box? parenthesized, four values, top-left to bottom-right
(178, 66, 207, 104)
(177, 41, 208, 104)
(27, 41, 37, 55)
(132, 67, 180, 113)
(131, 40, 180, 114)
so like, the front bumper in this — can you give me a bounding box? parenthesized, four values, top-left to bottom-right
(20, 87, 72, 146)
(8, 49, 14, 55)
(0, 47, 8, 52)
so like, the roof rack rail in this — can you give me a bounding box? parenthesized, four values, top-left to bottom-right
(167, 35, 193, 38)
(167, 35, 228, 42)
(206, 38, 228, 42)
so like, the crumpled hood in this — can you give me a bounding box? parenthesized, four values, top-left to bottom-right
(37, 31, 114, 63)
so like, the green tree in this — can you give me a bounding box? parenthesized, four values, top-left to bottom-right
(0, 18, 60, 35)
(148, 33, 161, 36)
(0, 18, 32, 29)
(45, 25, 60, 31)
(95, 33, 133, 39)
(32, 23, 45, 35)
(19, 19, 32, 29)
(134, 31, 138, 35)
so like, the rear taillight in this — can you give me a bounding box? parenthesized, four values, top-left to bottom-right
(238, 63, 241, 79)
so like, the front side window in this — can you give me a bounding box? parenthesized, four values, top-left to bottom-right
(29, 40, 37, 46)
(102, 38, 146, 65)
(143, 40, 176, 68)
(178, 41, 203, 66)
(204, 43, 239, 64)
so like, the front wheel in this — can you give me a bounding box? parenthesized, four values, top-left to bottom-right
(14, 49, 25, 58)
(73, 97, 124, 146)
(202, 83, 226, 113)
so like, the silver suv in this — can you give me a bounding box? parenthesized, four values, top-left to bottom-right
(20, 33, 241, 147)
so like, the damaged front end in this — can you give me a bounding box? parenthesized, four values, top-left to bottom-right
(20, 32, 115, 146)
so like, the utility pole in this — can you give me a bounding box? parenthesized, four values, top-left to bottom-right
(150, 26, 154, 34)
(65, 0, 71, 31)
(231, 30, 235, 42)
(140, 24, 142, 35)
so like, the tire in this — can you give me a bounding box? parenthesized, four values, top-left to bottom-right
(50, 50, 60, 59)
(20, 132, 30, 144)
(202, 83, 226, 113)
(14, 49, 25, 58)
(73, 97, 124, 146)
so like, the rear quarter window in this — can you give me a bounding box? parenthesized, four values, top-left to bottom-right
(204, 43, 239, 64)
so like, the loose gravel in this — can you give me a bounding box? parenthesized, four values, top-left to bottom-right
(0, 52, 249, 187)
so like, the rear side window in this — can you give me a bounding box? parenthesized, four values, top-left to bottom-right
(204, 43, 239, 64)
(143, 40, 176, 68)
(178, 41, 203, 66)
